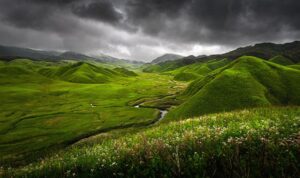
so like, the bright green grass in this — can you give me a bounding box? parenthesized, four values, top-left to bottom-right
(4, 107, 300, 177)
(0, 60, 186, 163)
(166, 56, 300, 120)
(169, 59, 229, 75)
(173, 72, 200, 81)
(288, 64, 300, 70)
(113, 67, 138, 76)
(143, 59, 230, 82)
(38, 62, 125, 84)
(168, 59, 230, 81)
(269, 55, 294, 65)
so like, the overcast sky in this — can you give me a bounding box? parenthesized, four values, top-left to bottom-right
(0, 0, 300, 61)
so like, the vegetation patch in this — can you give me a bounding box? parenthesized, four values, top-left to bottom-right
(269, 55, 294, 65)
(167, 56, 300, 120)
(0, 59, 185, 164)
(4, 107, 300, 177)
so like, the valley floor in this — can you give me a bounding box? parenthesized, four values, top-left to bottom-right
(0, 69, 186, 164)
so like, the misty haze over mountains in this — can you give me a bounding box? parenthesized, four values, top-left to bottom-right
(1, 41, 300, 64)
(1, 0, 300, 60)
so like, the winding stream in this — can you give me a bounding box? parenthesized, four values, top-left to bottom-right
(134, 104, 168, 122)
(73, 103, 168, 145)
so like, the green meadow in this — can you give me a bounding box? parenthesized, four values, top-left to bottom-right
(0, 59, 186, 163)
(1, 55, 300, 177)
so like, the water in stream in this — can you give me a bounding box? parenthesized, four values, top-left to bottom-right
(134, 104, 168, 121)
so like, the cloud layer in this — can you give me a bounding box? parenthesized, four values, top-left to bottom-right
(0, 0, 300, 61)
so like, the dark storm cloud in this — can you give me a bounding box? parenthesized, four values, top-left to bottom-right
(125, 0, 300, 45)
(27, 0, 78, 5)
(0, 0, 80, 33)
(0, 0, 299, 60)
(72, 0, 123, 24)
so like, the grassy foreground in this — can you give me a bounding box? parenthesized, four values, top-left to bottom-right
(4, 107, 300, 177)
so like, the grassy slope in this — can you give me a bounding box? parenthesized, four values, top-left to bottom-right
(143, 59, 230, 82)
(171, 59, 230, 81)
(269, 55, 294, 65)
(288, 64, 300, 70)
(0, 59, 185, 162)
(38, 62, 124, 84)
(5, 107, 300, 177)
(113, 67, 138, 76)
(166, 56, 300, 120)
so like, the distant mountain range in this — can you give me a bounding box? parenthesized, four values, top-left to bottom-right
(0, 44, 142, 64)
(151, 54, 184, 64)
(143, 41, 300, 72)
(206, 41, 300, 63)
(1, 41, 300, 65)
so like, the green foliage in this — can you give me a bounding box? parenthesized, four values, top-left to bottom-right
(38, 62, 124, 84)
(288, 64, 300, 70)
(113, 67, 138, 76)
(1, 56, 300, 178)
(171, 59, 230, 81)
(269, 55, 294, 65)
(167, 56, 300, 120)
(173, 72, 200, 81)
(0, 66, 32, 75)
(0, 59, 184, 163)
(142, 61, 184, 73)
(142, 56, 198, 73)
(5, 107, 300, 177)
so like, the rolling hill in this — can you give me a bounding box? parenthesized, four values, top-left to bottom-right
(151, 53, 184, 64)
(0, 45, 141, 68)
(59, 51, 99, 61)
(166, 56, 300, 120)
(143, 55, 198, 72)
(171, 59, 230, 81)
(143, 41, 300, 73)
(1, 43, 300, 178)
(220, 41, 300, 62)
(39, 62, 137, 83)
(269, 55, 294, 65)
(113, 67, 138, 76)
(0, 45, 61, 61)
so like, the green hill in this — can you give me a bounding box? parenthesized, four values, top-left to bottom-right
(113, 67, 138, 76)
(215, 41, 300, 62)
(39, 62, 123, 84)
(151, 53, 184, 63)
(143, 41, 300, 74)
(288, 64, 300, 70)
(166, 56, 300, 120)
(269, 55, 294, 65)
(0, 66, 32, 76)
(173, 72, 200, 81)
(143, 58, 230, 82)
(171, 59, 230, 81)
(143, 55, 198, 73)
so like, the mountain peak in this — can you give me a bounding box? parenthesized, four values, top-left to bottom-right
(151, 53, 184, 64)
